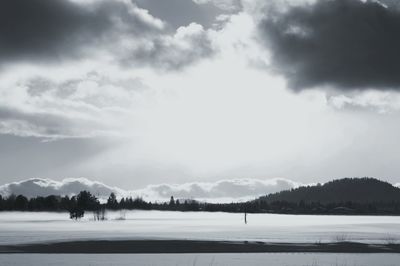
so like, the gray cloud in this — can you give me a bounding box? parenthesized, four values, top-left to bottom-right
(0, 0, 162, 64)
(0, 0, 216, 71)
(0, 71, 147, 139)
(259, 0, 400, 91)
(0, 178, 122, 199)
(135, 0, 223, 29)
(128, 23, 216, 70)
(192, 0, 242, 12)
(0, 105, 107, 139)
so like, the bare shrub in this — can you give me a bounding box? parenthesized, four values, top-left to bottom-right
(93, 207, 107, 221)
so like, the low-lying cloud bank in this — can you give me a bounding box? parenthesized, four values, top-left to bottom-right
(0, 178, 124, 199)
(0, 177, 301, 203)
(133, 178, 301, 202)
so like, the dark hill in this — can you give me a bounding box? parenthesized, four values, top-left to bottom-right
(258, 178, 400, 204)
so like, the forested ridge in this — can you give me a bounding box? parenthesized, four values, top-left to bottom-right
(259, 178, 400, 203)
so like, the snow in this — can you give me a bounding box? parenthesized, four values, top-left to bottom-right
(0, 211, 399, 245)
(0, 254, 399, 266)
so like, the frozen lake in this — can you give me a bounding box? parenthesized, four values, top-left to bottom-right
(0, 211, 399, 245)
(0, 254, 399, 266)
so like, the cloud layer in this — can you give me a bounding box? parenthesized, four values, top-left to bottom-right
(0, 0, 218, 140)
(0, 71, 144, 139)
(0, 177, 300, 202)
(0, 0, 162, 63)
(259, 0, 400, 91)
(0, 0, 215, 70)
(193, 0, 242, 11)
(134, 178, 300, 202)
(0, 178, 122, 199)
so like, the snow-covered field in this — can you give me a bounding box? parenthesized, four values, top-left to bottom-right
(0, 211, 399, 245)
(0, 254, 399, 266)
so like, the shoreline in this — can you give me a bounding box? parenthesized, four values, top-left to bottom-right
(0, 240, 399, 254)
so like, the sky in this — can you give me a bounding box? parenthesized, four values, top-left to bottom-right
(1, 0, 400, 192)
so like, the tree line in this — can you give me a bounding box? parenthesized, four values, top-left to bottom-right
(0, 192, 208, 219)
(1, 190, 400, 219)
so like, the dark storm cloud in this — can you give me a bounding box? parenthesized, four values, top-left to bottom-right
(0, 0, 160, 63)
(0, 0, 216, 70)
(259, 0, 400, 91)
